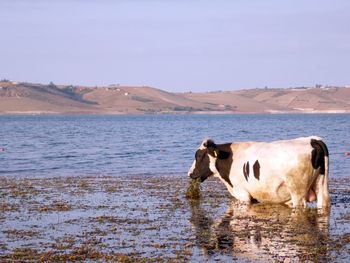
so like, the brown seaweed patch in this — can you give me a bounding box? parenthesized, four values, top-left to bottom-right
(1, 246, 165, 262)
(7, 248, 40, 261)
(90, 216, 153, 225)
(0, 203, 19, 212)
(4, 229, 39, 239)
(37, 201, 72, 212)
(186, 178, 201, 199)
(51, 236, 75, 250)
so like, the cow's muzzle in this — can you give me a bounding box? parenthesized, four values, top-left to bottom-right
(188, 171, 198, 179)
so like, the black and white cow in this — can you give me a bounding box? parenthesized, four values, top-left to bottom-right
(188, 137, 330, 208)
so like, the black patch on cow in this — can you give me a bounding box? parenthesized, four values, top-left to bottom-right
(253, 160, 260, 180)
(243, 161, 250, 181)
(214, 143, 233, 187)
(310, 139, 329, 175)
(243, 164, 247, 180)
(217, 149, 231, 159)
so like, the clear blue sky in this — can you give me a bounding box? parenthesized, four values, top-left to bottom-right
(0, 0, 349, 92)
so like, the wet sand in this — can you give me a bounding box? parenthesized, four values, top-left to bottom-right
(0, 175, 349, 262)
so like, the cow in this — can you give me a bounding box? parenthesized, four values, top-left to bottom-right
(188, 136, 330, 209)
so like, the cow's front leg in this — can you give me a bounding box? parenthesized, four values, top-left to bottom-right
(230, 187, 252, 204)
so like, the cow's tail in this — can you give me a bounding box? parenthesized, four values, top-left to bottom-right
(323, 155, 330, 200)
(311, 139, 330, 209)
(323, 154, 330, 208)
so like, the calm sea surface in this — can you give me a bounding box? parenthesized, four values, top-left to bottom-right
(0, 114, 349, 178)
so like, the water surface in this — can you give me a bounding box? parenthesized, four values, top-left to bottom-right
(0, 114, 349, 261)
(1, 114, 349, 177)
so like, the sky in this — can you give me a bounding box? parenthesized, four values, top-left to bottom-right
(0, 0, 349, 92)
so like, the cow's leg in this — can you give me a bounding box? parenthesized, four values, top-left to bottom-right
(284, 199, 293, 207)
(218, 177, 252, 203)
(285, 155, 316, 208)
(284, 175, 309, 208)
(290, 194, 307, 208)
(230, 187, 251, 204)
(285, 178, 310, 208)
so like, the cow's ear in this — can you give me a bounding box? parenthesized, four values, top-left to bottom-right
(203, 139, 216, 148)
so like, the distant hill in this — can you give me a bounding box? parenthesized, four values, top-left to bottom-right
(1, 81, 350, 114)
(183, 87, 350, 113)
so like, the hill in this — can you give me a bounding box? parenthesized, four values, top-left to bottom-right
(183, 87, 350, 113)
(0, 81, 349, 114)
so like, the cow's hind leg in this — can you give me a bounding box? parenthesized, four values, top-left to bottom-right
(284, 195, 307, 208)
(284, 187, 308, 208)
(290, 194, 307, 208)
(285, 174, 311, 208)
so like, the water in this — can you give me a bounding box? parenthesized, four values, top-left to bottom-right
(0, 114, 350, 261)
(0, 114, 349, 178)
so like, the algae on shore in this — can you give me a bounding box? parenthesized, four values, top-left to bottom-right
(185, 178, 201, 199)
(1, 175, 350, 262)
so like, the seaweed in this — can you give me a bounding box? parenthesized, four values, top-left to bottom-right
(185, 178, 201, 199)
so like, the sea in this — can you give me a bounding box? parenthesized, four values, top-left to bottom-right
(1, 114, 350, 261)
(0, 114, 349, 178)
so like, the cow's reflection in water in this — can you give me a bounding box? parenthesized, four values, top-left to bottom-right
(189, 200, 330, 261)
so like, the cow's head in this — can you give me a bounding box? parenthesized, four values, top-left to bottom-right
(188, 139, 221, 182)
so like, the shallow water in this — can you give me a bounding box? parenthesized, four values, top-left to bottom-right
(0, 114, 350, 261)
(0, 175, 349, 261)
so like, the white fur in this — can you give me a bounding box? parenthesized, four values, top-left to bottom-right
(188, 160, 196, 177)
(208, 155, 219, 175)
